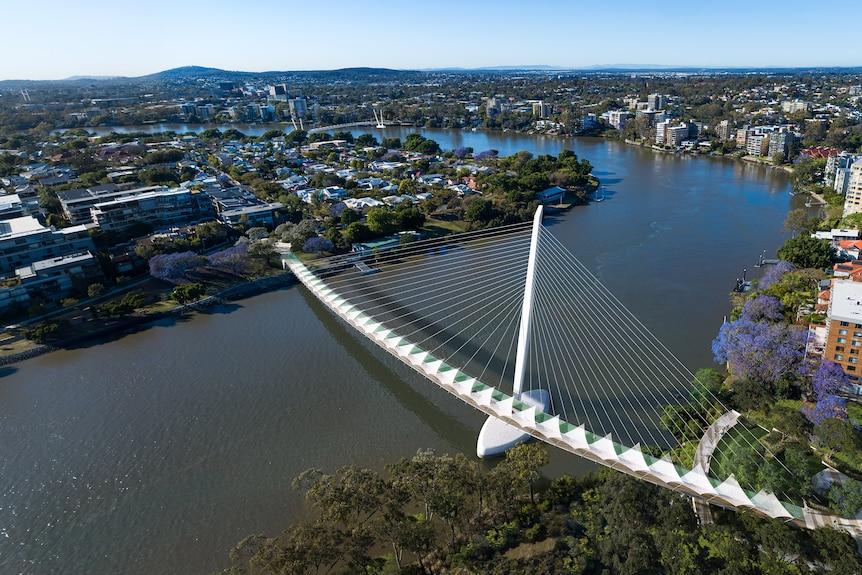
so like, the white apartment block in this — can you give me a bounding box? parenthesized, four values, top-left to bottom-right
(835, 167, 853, 195)
(666, 125, 690, 147)
(0, 216, 95, 276)
(844, 162, 862, 217)
(781, 100, 810, 114)
(607, 110, 630, 129)
(746, 133, 769, 156)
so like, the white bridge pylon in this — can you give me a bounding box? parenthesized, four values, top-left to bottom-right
(477, 206, 550, 457)
(283, 215, 859, 535)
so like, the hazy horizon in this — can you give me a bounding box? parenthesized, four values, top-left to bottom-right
(3, 0, 860, 81)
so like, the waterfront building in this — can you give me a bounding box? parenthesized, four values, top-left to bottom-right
(0, 216, 95, 276)
(767, 130, 799, 158)
(826, 152, 862, 187)
(655, 120, 671, 144)
(207, 187, 282, 228)
(532, 101, 552, 119)
(607, 110, 631, 130)
(288, 98, 307, 120)
(835, 167, 853, 195)
(843, 162, 862, 217)
(536, 186, 565, 203)
(746, 132, 770, 156)
(666, 125, 690, 147)
(636, 109, 666, 129)
(824, 280, 862, 379)
(716, 119, 734, 142)
(0, 251, 105, 313)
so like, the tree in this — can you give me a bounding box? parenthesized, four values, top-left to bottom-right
(814, 417, 860, 458)
(811, 360, 853, 400)
(689, 367, 726, 405)
(302, 237, 334, 255)
(98, 291, 147, 316)
(829, 478, 862, 517)
(245, 227, 269, 241)
(712, 317, 807, 392)
(502, 442, 550, 506)
(738, 294, 787, 323)
(87, 283, 105, 298)
(247, 239, 276, 261)
(343, 222, 372, 245)
(340, 208, 360, 226)
(731, 378, 773, 413)
(284, 129, 308, 147)
(464, 198, 494, 223)
(170, 283, 206, 304)
(139, 167, 179, 185)
(783, 208, 810, 236)
(207, 244, 249, 276)
(776, 234, 835, 269)
(394, 205, 425, 230)
(293, 466, 387, 528)
(148, 251, 207, 283)
(803, 394, 848, 426)
(841, 212, 862, 230)
(258, 129, 284, 141)
(366, 207, 396, 236)
(757, 260, 793, 291)
(789, 156, 826, 191)
(355, 134, 379, 148)
(278, 220, 317, 249)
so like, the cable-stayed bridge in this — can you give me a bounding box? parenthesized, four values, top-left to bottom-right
(283, 207, 862, 538)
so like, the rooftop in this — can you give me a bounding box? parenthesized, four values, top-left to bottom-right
(830, 280, 862, 324)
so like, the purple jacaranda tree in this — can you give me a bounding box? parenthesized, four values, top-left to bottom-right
(302, 237, 334, 255)
(148, 251, 207, 283)
(811, 360, 853, 400)
(739, 294, 787, 323)
(207, 243, 249, 276)
(330, 202, 347, 219)
(802, 394, 848, 426)
(712, 317, 807, 390)
(454, 146, 472, 159)
(474, 150, 498, 163)
(801, 360, 852, 426)
(758, 260, 794, 291)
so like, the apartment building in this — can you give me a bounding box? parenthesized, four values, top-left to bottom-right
(842, 162, 862, 217)
(90, 188, 196, 232)
(0, 216, 95, 276)
(824, 280, 862, 379)
(0, 251, 105, 312)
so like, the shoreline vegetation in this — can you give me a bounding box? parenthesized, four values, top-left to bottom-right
(216, 444, 862, 575)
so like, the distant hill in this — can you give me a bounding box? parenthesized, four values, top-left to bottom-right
(3, 64, 861, 87)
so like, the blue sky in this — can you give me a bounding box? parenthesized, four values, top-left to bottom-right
(4, 0, 860, 80)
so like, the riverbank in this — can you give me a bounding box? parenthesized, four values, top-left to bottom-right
(623, 137, 796, 173)
(0, 272, 296, 365)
